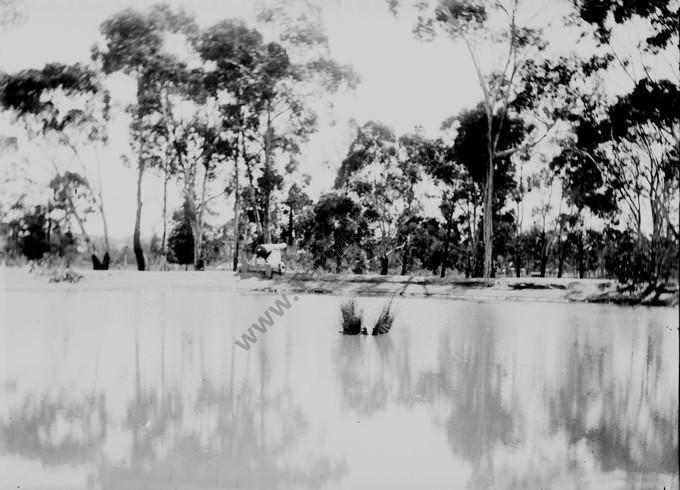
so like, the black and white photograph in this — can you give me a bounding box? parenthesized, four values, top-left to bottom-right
(0, 0, 678, 488)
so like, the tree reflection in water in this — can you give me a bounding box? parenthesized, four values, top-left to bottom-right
(97, 331, 347, 489)
(552, 331, 677, 480)
(443, 325, 513, 489)
(331, 302, 677, 488)
(333, 334, 400, 415)
(1, 393, 107, 466)
(0, 295, 677, 489)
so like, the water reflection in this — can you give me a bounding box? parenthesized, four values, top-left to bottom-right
(2, 393, 106, 466)
(0, 292, 677, 489)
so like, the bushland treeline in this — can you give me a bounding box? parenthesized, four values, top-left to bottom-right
(0, 0, 677, 288)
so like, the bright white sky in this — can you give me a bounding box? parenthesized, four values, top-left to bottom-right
(0, 0, 591, 241)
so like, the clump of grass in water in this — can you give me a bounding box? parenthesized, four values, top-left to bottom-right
(340, 299, 366, 335)
(371, 299, 394, 336)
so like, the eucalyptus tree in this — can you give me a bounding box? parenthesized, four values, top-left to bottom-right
(166, 110, 231, 267)
(549, 113, 617, 279)
(395, 132, 433, 274)
(283, 181, 312, 245)
(0, 63, 113, 266)
(547, 0, 679, 283)
(47, 171, 96, 257)
(419, 135, 484, 277)
(304, 192, 366, 272)
(196, 19, 267, 269)
(584, 0, 680, 280)
(528, 167, 555, 277)
(607, 81, 679, 261)
(551, 82, 679, 282)
(95, 3, 197, 270)
(572, 0, 678, 52)
(140, 56, 233, 269)
(254, 0, 359, 243)
(335, 121, 406, 274)
(198, 12, 357, 266)
(397, 0, 549, 277)
(447, 104, 525, 275)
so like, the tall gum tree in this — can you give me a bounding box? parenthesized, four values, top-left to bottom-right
(392, 0, 551, 277)
(548, 0, 679, 284)
(336, 121, 430, 275)
(441, 104, 526, 276)
(0, 63, 112, 267)
(94, 3, 197, 270)
(197, 9, 358, 267)
(165, 106, 231, 268)
(254, 0, 360, 243)
(196, 19, 268, 270)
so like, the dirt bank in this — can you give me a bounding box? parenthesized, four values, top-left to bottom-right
(0, 267, 677, 307)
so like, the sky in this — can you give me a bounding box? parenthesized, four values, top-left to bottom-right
(0, 0, 581, 241)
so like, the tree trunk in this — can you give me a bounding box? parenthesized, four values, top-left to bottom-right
(244, 159, 263, 238)
(479, 100, 495, 279)
(192, 164, 209, 269)
(232, 213, 240, 271)
(557, 237, 564, 278)
(100, 205, 110, 255)
(264, 105, 273, 243)
(46, 193, 52, 254)
(400, 237, 409, 276)
(190, 220, 200, 268)
(93, 153, 110, 256)
(133, 158, 146, 271)
(133, 77, 146, 271)
(287, 206, 294, 245)
(380, 256, 389, 275)
(441, 219, 452, 278)
(232, 131, 242, 272)
(577, 232, 585, 279)
(539, 231, 547, 277)
(483, 136, 494, 278)
(161, 168, 169, 271)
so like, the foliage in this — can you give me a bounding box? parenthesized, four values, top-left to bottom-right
(303, 192, 366, 271)
(14, 205, 48, 260)
(0, 0, 677, 285)
(573, 0, 678, 50)
(602, 228, 654, 286)
(0, 63, 98, 114)
(449, 105, 524, 209)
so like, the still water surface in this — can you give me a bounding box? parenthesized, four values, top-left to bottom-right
(0, 291, 678, 489)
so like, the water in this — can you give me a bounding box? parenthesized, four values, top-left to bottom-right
(0, 291, 678, 489)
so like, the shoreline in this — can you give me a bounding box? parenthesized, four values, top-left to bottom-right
(0, 267, 677, 307)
